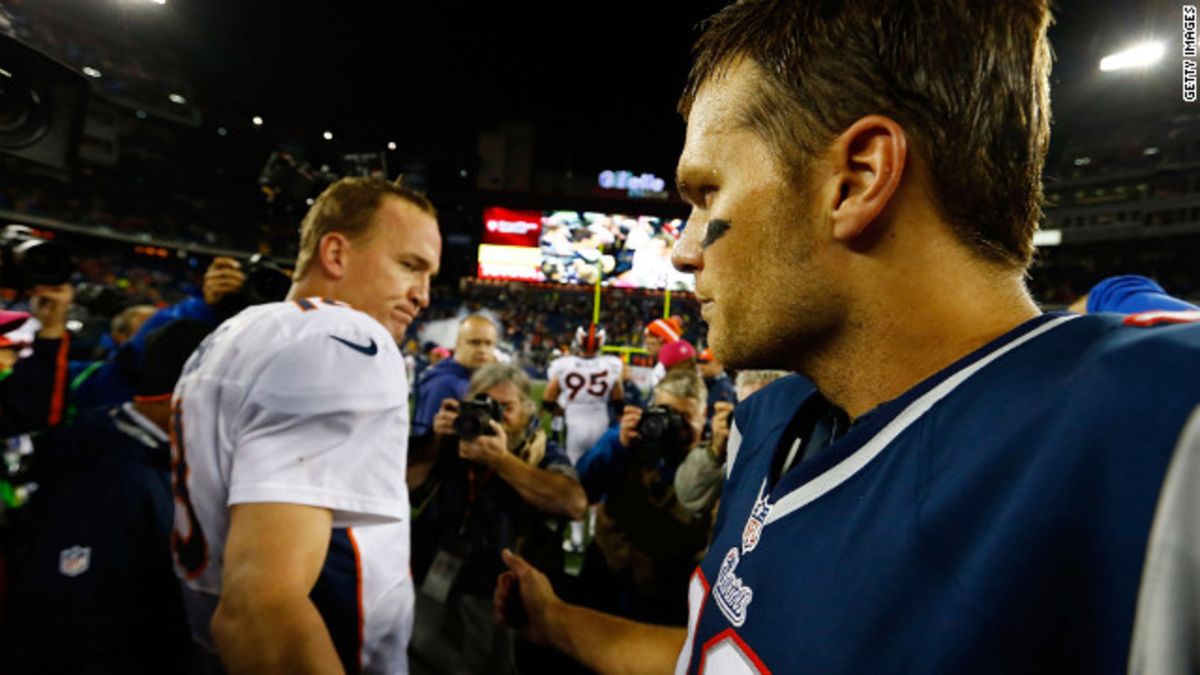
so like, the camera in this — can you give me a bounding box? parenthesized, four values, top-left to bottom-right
(241, 254, 292, 306)
(453, 395, 504, 441)
(635, 405, 691, 463)
(1, 225, 72, 290)
(214, 254, 292, 315)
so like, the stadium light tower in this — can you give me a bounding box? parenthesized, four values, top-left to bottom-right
(1099, 41, 1165, 72)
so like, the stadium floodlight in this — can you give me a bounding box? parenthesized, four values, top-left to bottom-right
(252, 115, 264, 126)
(149, 0, 167, 5)
(217, 127, 228, 136)
(168, 93, 187, 104)
(1144, 147, 1160, 155)
(323, 131, 334, 140)
(82, 66, 102, 78)
(1099, 41, 1165, 72)
(1073, 157, 1092, 166)
(387, 141, 397, 150)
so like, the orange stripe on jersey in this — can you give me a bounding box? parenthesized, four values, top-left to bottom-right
(347, 527, 365, 673)
(294, 298, 317, 312)
(48, 332, 70, 426)
(133, 393, 173, 404)
(1123, 310, 1200, 327)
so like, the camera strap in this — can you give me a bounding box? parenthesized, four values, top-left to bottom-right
(459, 465, 496, 536)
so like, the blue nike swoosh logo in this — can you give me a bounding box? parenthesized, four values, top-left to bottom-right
(330, 335, 378, 356)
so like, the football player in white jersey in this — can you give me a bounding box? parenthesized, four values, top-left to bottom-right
(171, 177, 440, 674)
(543, 323, 624, 465)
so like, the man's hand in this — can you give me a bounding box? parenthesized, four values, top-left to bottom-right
(203, 257, 245, 306)
(493, 549, 561, 645)
(710, 401, 735, 463)
(458, 419, 508, 468)
(618, 405, 643, 448)
(432, 399, 460, 438)
(30, 283, 73, 339)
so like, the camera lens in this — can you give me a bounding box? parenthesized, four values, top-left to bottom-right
(453, 413, 484, 441)
(639, 414, 668, 439)
(0, 68, 50, 150)
(12, 237, 72, 286)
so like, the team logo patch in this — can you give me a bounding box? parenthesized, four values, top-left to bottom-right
(59, 546, 91, 578)
(714, 547, 754, 627)
(742, 480, 771, 554)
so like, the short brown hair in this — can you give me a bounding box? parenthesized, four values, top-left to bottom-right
(680, 0, 1053, 268)
(294, 177, 437, 278)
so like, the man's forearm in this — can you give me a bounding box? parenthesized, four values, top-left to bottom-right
(546, 600, 687, 675)
(212, 595, 344, 675)
(495, 453, 587, 520)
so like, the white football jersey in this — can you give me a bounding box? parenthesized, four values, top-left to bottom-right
(170, 298, 412, 674)
(548, 353, 623, 464)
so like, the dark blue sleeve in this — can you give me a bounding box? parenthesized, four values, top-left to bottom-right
(126, 297, 216, 360)
(411, 375, 465, 437)
(1086, 275, 1198, 314)
(575, 427, 630, 503)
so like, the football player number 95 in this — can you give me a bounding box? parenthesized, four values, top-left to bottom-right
(564, 371, 609, 400)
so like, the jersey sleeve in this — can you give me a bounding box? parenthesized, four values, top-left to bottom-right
(228, 324, 409, 525)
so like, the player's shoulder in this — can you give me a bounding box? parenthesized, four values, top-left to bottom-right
(733, 374, 815, 443)
(1073, 311, 1200, 379)
(548, 354, 577, 372)
(221, 299, 400, 367)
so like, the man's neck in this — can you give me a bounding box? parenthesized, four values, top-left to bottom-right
(801, 269, 1040, 421)
(286, 279, 334, 302)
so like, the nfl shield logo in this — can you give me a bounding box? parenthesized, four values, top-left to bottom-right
(742, 480, 772, 554)
(59, 546, 91, 578)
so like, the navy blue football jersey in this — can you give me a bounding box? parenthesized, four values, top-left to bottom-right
(675, 312, 1200, 674)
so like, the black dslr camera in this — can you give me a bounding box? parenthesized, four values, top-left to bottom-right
(0, 225, 72, 290)
(454, 395, 504, 440)
(214, 254, 292, 315)
(635, 405, 691, 464)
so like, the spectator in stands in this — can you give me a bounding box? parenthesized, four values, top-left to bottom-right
(574, 369, 711, 625)
(4, 319, 209, 674)
(0, 285, 72, 436)
(408, 363, 585, 675)
(1068, 274, 1198, 314)
(411, 314, 499, 440)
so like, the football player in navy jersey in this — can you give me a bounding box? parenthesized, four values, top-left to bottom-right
(493, 1, 1200, 673)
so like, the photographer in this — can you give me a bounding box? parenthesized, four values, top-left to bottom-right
(574, 369, 710, 625)
(674, 370, 791, 517)
(409, 362, 585, 675)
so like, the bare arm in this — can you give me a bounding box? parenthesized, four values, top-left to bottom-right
(460, 420, 588, 520)
(212, 503, 343, 675)
(495, 549, 686, 675)
(492, 452, 587, 520)
(543, 377, 563, 415)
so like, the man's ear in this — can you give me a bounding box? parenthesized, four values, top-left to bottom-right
(825, 115, 908, 243)
(316, 232, 351, 280)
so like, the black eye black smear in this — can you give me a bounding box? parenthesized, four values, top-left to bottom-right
(702, 219, 731, 249)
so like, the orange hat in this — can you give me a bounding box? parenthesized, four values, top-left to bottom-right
(698, 347, 715, 363)
(644, 317, 682, 343)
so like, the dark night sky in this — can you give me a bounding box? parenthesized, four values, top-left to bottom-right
(18, 0, 1189, 179)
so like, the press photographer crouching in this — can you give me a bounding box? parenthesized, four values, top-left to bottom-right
(574, 369, 711, 625)
(408, 362, 586, 675)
